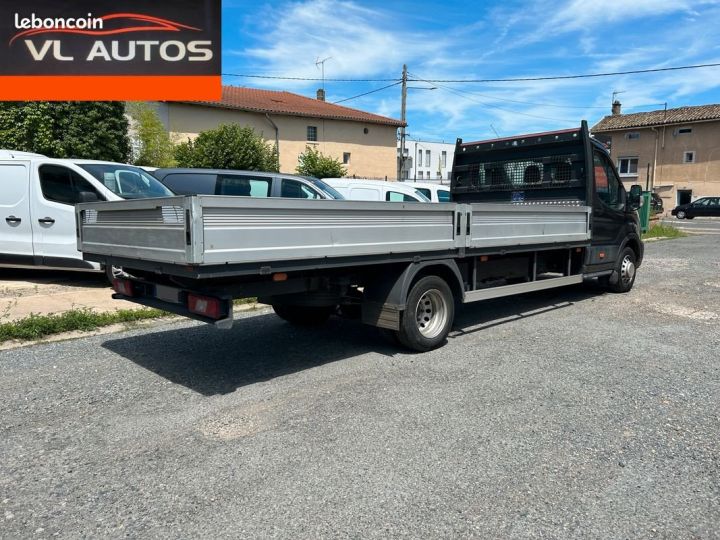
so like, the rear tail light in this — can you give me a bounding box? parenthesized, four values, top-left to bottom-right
(113, 279, 135, 297)
(188, 294, 224, 320)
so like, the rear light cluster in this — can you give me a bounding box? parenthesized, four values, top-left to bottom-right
(188, 293, 224, 320)
(112, 279, 135, 297)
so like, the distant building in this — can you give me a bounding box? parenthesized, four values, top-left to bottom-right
(592, 102, 720, 209)
(397, 139, 455, 182)
(153, 86, 404, 179)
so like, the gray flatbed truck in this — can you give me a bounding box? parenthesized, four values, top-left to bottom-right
(77, 121, 643, 351)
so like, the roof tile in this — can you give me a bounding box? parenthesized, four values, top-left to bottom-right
(592, 103, 720, 132)
(183, 86, 404, 127)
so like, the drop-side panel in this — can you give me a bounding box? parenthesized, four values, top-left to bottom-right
(199, 197, 457, 265)
(77, 197, 191, 263)
(467, 204, 591, 249)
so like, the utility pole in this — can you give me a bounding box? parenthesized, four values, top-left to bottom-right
(398, 64, 407, 181)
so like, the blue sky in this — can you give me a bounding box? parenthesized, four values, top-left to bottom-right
(221, 0, 720, 142)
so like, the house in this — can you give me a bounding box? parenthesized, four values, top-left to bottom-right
(153, 86, 404, 179)
(592, 102, 720, 209)
(397, 139, 455, 182)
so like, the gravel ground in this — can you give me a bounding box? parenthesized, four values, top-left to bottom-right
(1, 236, 718, 538)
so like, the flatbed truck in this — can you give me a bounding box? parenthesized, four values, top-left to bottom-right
(76, 122, 643, 351)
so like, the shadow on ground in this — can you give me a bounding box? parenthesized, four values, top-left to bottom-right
(103, 284, 601, 396)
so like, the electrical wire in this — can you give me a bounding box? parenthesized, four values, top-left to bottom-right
(332, 81, 402, 104)
(222, 62, 720, 84)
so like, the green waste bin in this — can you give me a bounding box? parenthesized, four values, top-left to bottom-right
(639, 191, 652, 233)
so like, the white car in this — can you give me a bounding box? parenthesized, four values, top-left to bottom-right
(400, 181, 452, 203)
(324, 178, 430, 202)
(0, 149, 174, 274)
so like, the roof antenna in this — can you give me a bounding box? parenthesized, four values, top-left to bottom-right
(611, 89, 625, 105)
(315, 56, 332, 92)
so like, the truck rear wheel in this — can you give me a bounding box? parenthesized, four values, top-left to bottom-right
(272, 304, 334, 326)
(397, 276, 455, 352)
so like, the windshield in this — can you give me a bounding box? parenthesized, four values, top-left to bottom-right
(79, 164, 174, 199)
(306, 177, 345, 200)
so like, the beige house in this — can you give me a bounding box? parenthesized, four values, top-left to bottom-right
(153, 86, 403, 179)
(592, 102, 720, 210)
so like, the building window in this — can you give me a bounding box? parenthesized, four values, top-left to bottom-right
(678, 127, 693, 135)
(625, 132, 640, 140)
(684, 151, 695, 163)
(418, 171, 423, 179)
(441, 150, 447, 167)
(307, 126, 317, 142)
(425, 150, 431, 167)
(343, 152, 351, 165)
(617, 157, 638, 176)
(418, 149, 422, 163)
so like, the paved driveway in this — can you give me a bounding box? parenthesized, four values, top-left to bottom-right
(1, 236, 718, 538)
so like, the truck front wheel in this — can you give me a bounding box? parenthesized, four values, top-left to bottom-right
(397, 276, 455, 352)
(272, 304, 334, 326)
(603, 247, 637, 293)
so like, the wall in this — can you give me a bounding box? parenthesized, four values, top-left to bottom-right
(600, 121, 720, 209)
(157, 102, 398, 179)
(397, 139, 455, 182)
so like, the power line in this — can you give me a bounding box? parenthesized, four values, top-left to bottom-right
(333, 82, 402, 104)
(411, 62, 720, 83)
(222, 73, 400, 82)
(222, 61, 720, 84)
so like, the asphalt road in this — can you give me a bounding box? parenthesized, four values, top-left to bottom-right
(660, 216, 720, 235)
(2, 236, 719, 538)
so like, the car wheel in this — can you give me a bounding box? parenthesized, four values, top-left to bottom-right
(397, 276, 455, 352)
(272, 304, 334, 325)
(605, 247, 637, 293)
(676, 210, 686, 219)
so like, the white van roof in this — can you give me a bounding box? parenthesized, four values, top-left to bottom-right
(0, 149, 47, 160)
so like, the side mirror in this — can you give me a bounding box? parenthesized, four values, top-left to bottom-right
(628, 184, 642, 210)
(78, 191, 99, 203)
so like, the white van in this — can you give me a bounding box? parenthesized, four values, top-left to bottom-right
(400, 181, 452, 203)
(0, 150, 173, 274)
(324, 178, 430, 202)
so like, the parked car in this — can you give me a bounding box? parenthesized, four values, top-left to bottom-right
(152, 169, 344, 200)
(650, 193, 664, 214)
(671, 196, 720, 219)
(323, 178, 430, 202)
(0, 149, 173, 274)
(401, 181, 452, 202)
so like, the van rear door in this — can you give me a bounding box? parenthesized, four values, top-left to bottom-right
(0, 161, 34, 264)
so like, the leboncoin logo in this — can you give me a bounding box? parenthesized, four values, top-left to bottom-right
(10, 12, 214, 62)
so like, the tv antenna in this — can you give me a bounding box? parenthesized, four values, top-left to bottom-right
(315, 56, 332, 91)
(611, 90, 625, 104)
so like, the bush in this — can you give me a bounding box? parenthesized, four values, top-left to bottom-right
(174, 124, 278, 171)
(126, 102, 176, 167)
(296, 146, 346, 179)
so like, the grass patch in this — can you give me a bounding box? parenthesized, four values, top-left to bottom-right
(643, 223, 687, 240)
(0, 308, 168, 343)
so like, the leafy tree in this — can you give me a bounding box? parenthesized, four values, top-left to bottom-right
(296, 146, 346, 179)
(126, 102, 176, 167)
(0, 101, 130, 162)
(174, 124, 279, 171)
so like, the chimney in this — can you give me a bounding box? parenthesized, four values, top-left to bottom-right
(612, 100, 622, 115)
(316, 88, 326, 101)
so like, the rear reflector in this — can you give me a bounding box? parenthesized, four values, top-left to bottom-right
(188, 294, 223, 320)
(113, 279, 135, 297)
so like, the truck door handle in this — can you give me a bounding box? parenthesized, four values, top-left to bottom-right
(5, 216, 21, 224)
(38, 217, 55, 224)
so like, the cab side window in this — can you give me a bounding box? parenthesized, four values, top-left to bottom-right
(38, 165, 104, 205)
(386, 191, 417, 202)
(281, 179, 321, 199)
(593, 152, 624, 210)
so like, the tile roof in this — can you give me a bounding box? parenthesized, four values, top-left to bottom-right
(184, 86, 404, 127)
(592, 103, 720, 132)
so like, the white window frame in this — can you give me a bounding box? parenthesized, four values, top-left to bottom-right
(684, 151, 695, 163)
(617, 156, 639, 177)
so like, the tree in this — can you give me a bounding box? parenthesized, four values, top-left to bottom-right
(0, 101, 130, 162)
(174, 124, 279, 171)
(296, 146, 346, 179)
(126, 102, 176, 167)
